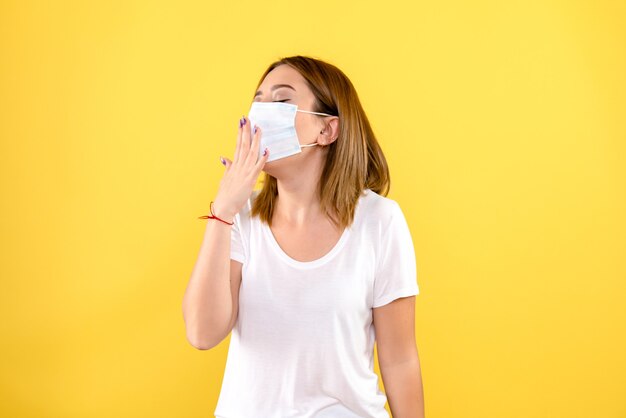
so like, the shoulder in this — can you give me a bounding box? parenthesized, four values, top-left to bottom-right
(357, 188, 402, 226)
(350, 189, 406, 239)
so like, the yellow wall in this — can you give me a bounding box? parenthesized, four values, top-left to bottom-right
(1, 1, 624, 417)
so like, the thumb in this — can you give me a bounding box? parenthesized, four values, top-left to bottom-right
(220, 156, 232, 169)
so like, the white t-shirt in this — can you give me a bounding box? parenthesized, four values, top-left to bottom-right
(214, 188, 420, 418)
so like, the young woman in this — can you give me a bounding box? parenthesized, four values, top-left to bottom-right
(183, 55, 425, 418)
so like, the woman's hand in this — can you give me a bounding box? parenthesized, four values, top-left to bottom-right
(212, 116, 269, 222)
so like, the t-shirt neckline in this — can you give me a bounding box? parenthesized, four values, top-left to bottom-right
(261, 219, 352, 269)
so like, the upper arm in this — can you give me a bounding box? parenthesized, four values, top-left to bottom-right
(225, 259, 243, 334)
(372, 201, 419, 308)
(373, 295, 418, 369)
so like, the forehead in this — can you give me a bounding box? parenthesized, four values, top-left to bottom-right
(255, 64, 310, 95)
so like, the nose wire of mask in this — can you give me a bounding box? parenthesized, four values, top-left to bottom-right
(246, 102, 332, 162)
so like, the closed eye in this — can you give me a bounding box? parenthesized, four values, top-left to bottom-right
(273, 99, 290, 103)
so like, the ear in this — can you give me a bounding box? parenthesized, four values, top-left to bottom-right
(318, 116, 340, 146)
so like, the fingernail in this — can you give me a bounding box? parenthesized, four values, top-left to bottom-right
(263, 148, 268, 156)
(254, 125, 258, 134)
(239, 117, 243, 128)
(220, 156, 226, 165)
(243, 116, 247, 125)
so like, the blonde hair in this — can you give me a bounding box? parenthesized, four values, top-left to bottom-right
(251, 55, 391, 230)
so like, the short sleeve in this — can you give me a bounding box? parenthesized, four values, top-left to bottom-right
(230, 213, 245, 264)
(372, 201, 420, 308)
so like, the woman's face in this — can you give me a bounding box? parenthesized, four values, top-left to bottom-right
(251, 64, 329, 171)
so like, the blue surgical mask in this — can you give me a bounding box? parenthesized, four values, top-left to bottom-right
(247, 101, 333, 162)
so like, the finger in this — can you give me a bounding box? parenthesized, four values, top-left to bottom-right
(240, 116, 252, 158)
(253, 146, 269, 173)
(223, 157, 232, 171)
(245, 125, 262, 165)
(233, 117, 244, 164)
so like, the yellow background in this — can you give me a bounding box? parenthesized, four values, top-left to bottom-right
(1, 0, 624, 417)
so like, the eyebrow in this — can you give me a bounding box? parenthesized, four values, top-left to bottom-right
(254, 84, 296, 98)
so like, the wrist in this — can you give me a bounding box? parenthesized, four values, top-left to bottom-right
(211, 201, 236, 223)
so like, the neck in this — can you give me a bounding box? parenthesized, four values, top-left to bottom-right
(273, 155, 326, 226)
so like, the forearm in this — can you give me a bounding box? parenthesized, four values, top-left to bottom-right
(380, 359, 425, 418)
(182, 211, 235, 349)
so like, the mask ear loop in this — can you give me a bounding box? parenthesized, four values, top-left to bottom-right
(299, 131, 334, 148)
(296, 108, 336, 147)
(297, 109, 334, 117)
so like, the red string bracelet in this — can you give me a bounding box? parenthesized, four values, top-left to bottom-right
(198, 201, 234, 225)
